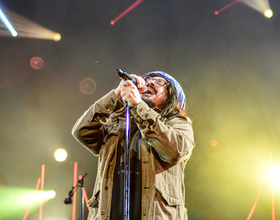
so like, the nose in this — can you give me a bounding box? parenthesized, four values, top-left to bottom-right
(145, 78, 156, 86)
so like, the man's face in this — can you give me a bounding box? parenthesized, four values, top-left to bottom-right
(140, 76, 168, 109)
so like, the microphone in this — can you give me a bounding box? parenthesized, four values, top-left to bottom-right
(115, 69, 137, 86)
(115, 69, 147, 93)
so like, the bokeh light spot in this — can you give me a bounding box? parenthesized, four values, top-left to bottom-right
(210, 139, 218, 147)
(79, 77, 96, 95)
(53, 148, 67, 162)
(30, 57, 44, 70)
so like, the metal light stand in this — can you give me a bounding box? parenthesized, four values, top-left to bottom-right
(64, 173, 88, 220)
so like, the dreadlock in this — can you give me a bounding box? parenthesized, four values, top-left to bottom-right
(147, 73, 186, 119)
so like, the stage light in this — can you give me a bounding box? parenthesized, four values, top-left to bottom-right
(215, 0, 273, 18)
(0, 6, 61, 40)
(264, 9, 273, 18)
(0, 8, 17, 36)
(53, 33, 61, 41)
(267, 165, 280, 190)
(110, 0, 144, 25)
(0, 187, 56, 219)
(241, 0, 272, 16)
(19, 190, 56, 204)
(54, 148, 67, 162)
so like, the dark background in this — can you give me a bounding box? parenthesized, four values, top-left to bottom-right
(0, 0, 279, 219)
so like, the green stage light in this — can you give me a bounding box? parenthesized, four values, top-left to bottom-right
(18, 190, 56, 204)
(0, 186, 56, 219)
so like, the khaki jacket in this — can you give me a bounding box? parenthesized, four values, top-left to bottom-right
(72, 90, 195, 220)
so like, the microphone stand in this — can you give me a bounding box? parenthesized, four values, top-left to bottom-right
(64, 173, 87, 220)
(116, 69, 138, 220)
(123, 101, 131, 220)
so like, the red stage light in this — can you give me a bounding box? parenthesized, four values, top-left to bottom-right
(110, 0, 144, 25)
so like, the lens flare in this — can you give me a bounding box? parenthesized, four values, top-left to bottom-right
(30, 57, 44, 70)
(79, 77, 97, 95)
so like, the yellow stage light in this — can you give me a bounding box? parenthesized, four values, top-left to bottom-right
(54, 148, 67, 162)
(267, 165, 280, 190)
(264, 9, 273, 18)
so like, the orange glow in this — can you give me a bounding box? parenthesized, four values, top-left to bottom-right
(246, 182, 264, 220)
(72, 162, 78, 220)
(83, 187, 90, 211)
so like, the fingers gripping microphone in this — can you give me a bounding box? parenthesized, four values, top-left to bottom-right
(116, 69, 147, 93)
(115, 69, 137, 86)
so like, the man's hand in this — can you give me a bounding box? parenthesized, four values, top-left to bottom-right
(120, 80, 142, 107)
(114, 74, 146, 106)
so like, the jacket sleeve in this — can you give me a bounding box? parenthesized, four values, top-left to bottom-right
(71, 90, 122, 156)
(130, 101, 195, 164)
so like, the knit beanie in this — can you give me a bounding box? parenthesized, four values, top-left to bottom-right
(145, 71, 186, 110)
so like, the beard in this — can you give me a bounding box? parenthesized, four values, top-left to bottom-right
(140, 85, 157, 108)
(140, 95, 155, 108)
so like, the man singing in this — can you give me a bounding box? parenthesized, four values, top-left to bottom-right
(72, 71, 195, 220)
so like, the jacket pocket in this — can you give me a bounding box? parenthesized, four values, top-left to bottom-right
(157, 188, 181, 207)
(154, 189, 183, 220)
(88, 190, 100, 208)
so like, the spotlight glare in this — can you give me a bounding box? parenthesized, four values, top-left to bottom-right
(267, 165, 280, 190)
(48, 190, 56, 198)
(54, 148, 67, 162)
(264, 9, 273, 18)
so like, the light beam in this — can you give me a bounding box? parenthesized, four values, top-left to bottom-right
(110, 0, 144, 25)
(215, 0, 273, 18)
(0, 8, 17, 36)
(215, 0, 240, 15)
(0, 6, 61, 40)
(240, 0, 272, 15)
(0, 186, 56, 219)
